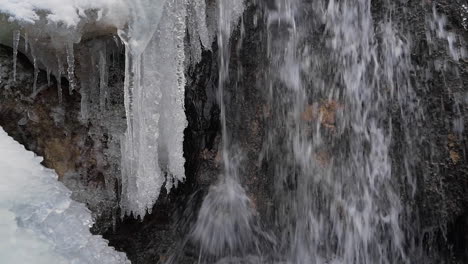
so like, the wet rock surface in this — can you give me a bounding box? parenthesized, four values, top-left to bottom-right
(0, 0, 467, 263)
(396, 0, 468, 262)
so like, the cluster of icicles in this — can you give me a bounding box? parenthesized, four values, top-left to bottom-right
(0, 0, 244, 218)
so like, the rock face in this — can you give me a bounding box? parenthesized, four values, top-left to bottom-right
(396, 1, 468, 262)
(0, 0, 468, 263)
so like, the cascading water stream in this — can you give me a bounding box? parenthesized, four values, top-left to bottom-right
(190, 1, 259, 261)
(263, 0, 419, 263)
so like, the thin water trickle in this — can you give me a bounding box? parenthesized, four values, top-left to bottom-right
(189, 0, 261, 261)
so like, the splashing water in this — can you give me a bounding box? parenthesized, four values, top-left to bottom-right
(191, 178, 256, 257)
(190, 0, 259, 260)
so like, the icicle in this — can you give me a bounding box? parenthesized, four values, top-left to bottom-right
(57, 55, 63, 104)
(118, 0, 167, 218)
(80, 53, 97, 122)
(66, 43, 75, 94)
(24, 32, 29, 53)
(187, 0, 208, 63)
(78, 53, 90, 122)
(194, 0, 210, 49)
(31, 46, 39, 93)
(12, 30, 20, 82)
(159, 1, 188, 191)
(99, 50, 108, 112)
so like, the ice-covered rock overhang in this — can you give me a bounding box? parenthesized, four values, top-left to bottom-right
(0, 127, 130, 264)
(0, 0, 245, 218)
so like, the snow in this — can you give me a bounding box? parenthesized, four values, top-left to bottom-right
(0, 0, 128, 27)
(0, 127, 130, 264)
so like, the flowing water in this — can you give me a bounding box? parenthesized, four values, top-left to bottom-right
(190, 0, 423, 263)
(264, 0, 416, 263)
(190, 0, 258, 260)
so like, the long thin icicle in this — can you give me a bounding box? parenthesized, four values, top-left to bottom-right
(56, 55, 63, 104)
(24, 32, 28, 53)
(31, 46, 38, 93)
(66, 43, 75, 94)
(12, 30, 20, 82)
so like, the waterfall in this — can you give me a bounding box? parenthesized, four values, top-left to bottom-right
(188, 0, 424, 262)
(2, 0, 467, 263)
(262, 0, 418, 263)
(190, 0, 258, 259)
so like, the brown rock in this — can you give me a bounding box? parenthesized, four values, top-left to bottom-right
(301, 104, 316, 122)
(319, 100, 342, 128)
(449, 150, 461, 164)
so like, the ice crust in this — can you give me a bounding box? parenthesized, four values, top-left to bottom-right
(0, 127, 130, 264)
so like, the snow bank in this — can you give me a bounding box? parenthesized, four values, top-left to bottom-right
(1, 0, 128, 27)
(0, 127, 130, 264)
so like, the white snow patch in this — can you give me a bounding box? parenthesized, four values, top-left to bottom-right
(0, 127, 130, 264)
(0, 0, 128, 27)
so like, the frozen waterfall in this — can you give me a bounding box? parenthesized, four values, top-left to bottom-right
(0, 0, 237, 218)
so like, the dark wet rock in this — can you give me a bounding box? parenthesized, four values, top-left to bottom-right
(384, 0, 468, 262)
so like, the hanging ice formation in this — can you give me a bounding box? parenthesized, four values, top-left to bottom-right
(0, 0, 244, 218)
(118, 0, 244, 218)
(119, 0, 194, 218)
(115, 0, 239, 219)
